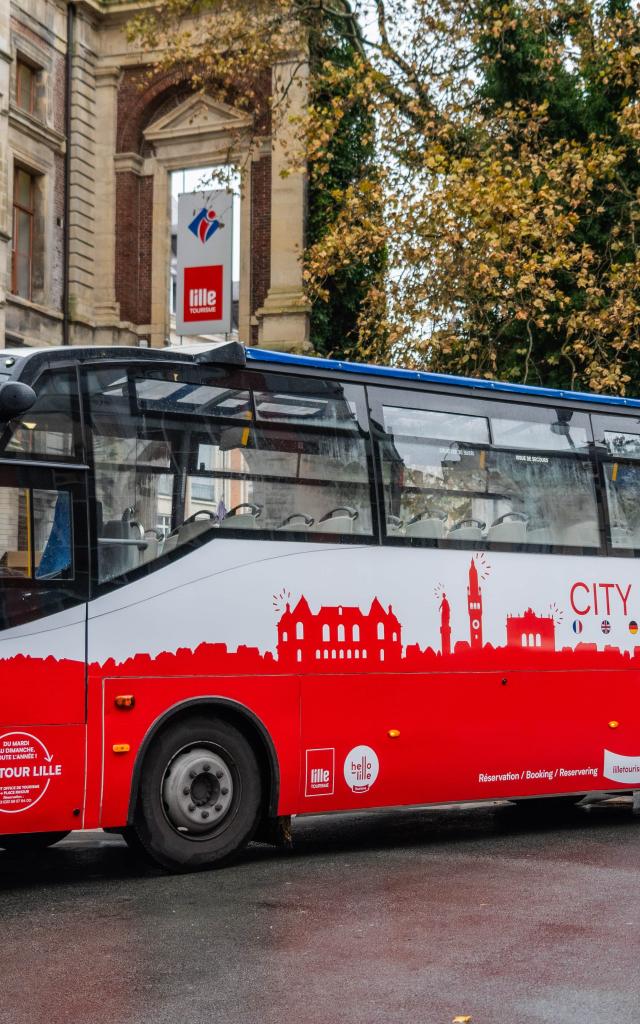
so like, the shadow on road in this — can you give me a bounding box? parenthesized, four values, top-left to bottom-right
(0, 797, 636, 888)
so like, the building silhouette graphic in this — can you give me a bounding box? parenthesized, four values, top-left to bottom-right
(277, 596, 402, 668)
(5, 555, 639, 684)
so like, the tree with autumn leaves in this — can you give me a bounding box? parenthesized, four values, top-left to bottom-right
(131, 0, 640, 393)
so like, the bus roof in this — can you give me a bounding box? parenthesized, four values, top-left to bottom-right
(3, 343, 640, 412)
(246, 347, 640, 411)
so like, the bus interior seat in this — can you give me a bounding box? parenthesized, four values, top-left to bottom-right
(486, 513, 527, 544)
(176, 517, 218, 546)
(99, 516, 144, 579)
(278, 513, 315, 531)
(560, 522, 599, 547)
(218, 504, 262, 529)
(161, 533, 179, 555)
(448, 519, 485, 541)
(139, 530, 160, 564)
(525, 524, 552, 544)
(404, 511, 447, 539)
(316, 506, 358, 534)
(385, 515, 405, 536)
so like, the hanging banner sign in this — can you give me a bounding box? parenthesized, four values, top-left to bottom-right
(176, 189, 233, 335)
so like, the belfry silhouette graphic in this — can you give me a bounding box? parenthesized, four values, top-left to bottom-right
(467, 558, 483, 650)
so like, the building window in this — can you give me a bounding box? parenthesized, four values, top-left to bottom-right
(352, 624, 360, 641)
(16, 59, 37, 115)
(337, 624, 345, 642)
(156, 513, 171, 539)
(322, 624, 330, 642)
(296, 622, 304, 640)
(12, 168, 35, 299)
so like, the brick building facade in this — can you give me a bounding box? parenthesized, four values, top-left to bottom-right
(0, 0, 310, 352)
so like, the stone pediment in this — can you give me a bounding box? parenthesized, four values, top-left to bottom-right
(144, 93, 252, 145)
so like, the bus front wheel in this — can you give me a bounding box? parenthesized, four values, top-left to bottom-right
(129, 715, 262, 872)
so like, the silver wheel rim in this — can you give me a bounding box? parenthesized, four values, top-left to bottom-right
(161, 746, 234, 835)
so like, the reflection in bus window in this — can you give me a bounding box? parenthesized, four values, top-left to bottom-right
(603, 461, 640, 548)
(491, 414, 589, 452)
(376, 400, 599, 549)
(0, 371, 79, 460)
(604, 430, 640, 459)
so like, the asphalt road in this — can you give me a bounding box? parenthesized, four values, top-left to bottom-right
(0, 799, 638, 1024)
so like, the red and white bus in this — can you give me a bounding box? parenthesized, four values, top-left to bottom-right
(0, 341, 638, 870)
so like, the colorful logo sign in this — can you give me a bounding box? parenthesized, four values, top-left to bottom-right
(188, 208, 221, 244)
(344, 745, 379, 794)
(629, 620, 638, 635)
(305, 748, 335, 797)
(183, 265, 224, 323)
(572, 620, 583, 634)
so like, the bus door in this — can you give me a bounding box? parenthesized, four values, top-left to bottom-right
(0, 462, 88, 833)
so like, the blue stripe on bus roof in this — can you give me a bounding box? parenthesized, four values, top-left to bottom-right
(245, 347, 640, 410)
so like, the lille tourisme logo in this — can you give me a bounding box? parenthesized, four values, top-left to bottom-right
(183, 265, 223, 322)
(305, 748, 335, 797)
(188, 207, 221, 244)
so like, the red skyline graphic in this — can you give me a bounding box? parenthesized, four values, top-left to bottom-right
(2, 557, 640, 682)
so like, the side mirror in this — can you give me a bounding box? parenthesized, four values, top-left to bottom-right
(0, 381, 37, 421)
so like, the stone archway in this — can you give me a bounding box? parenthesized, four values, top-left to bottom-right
(97, 54, 310, 351)
(142, 93, 254, 346)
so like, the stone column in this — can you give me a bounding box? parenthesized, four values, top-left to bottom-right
(0, 4, 11, 347)
(149, 160, 169, 348)
(256, 59, 311, 352)
(67, 6, 98, 330)
(93, 66, 120, 323)
(238, 162, 251, 345)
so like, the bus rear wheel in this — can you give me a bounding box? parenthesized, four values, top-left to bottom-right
(129, 715, 262, 872)
(0, 831, 70, 854)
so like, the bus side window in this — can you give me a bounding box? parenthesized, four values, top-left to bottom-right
(84, 363, 376, 588)
(0, 487, 72, 580)
(597, 424, 640, 549)
(0, 369, 81, 461)
(373, 390, 600, 552)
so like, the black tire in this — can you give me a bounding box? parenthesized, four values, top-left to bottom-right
(0, 831, 70, 854)
(130, 715, 263, 872)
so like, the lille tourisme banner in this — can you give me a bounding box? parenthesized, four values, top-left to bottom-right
(175, 190, 233, 336)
